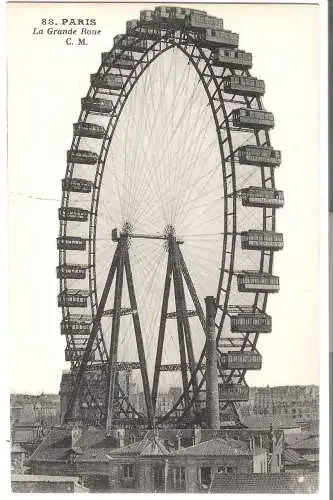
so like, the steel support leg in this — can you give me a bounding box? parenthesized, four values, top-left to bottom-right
(124, 244, 154, 424)
(63, 245, 120, 424)
(106, 241, 125, 432)
(179, 249, 206, 329)
(152, 253, 172, 412)
(174, 245, 199, 412)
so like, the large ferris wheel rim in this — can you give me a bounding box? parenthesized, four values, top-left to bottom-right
(58, 15, 277, 423)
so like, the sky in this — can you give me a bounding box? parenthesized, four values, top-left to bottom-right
(7, 2, 321, 394)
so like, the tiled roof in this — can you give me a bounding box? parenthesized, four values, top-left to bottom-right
(210, 472, 319, 493)
(200, 428, 283, 446)
(111, 432, 169, 456)
(29, 427, 169, 463)
(29, 428, 70, 462)
(285, 433, 319, 451)
(173, 438, 252, 457)
(284, 448, 309, 465)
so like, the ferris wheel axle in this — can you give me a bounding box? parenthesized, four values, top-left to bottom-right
(111, 227, 184, 244)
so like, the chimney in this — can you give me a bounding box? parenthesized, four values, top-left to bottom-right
(269, 424, 276, 453)
(205, 296, 220, 430)
(193, 426, 202, 445)
(176, 430, 183, 450)
(71, 424, 82, 447)
(117, 428, 125, 448)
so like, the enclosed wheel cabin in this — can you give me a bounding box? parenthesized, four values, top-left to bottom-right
(230, 312, 272, 333)
(232, 108, 274, 130)
(202, 28, 239, 48)
(58, 207, 89, 222)
(241, 230, 284, 251)
(237, 271, 280, 293)
(223, 75, 265, 96)
(213, 48, 252, 69)
(65, 347, 95, 362)
(218, 383, 249, 401)
(102, 51, 136, 69)
(58, 289, 91, 308)
(91, 73, 123, 90)
(62, 177, 92, 194)
(57, 236, 86, 251)
(241, 187, 284, 208)
(61, 315, 92, 335)
(188, 11, 223, 30)
(220, 351, 262, 370)
(140, 9, 155, 23)
(81, 97, 114, 114)
(114, 35, 149, 52)
(67, 150, 99, 165)
(238, 145, 281, 166)
(73, 122, 105, 139)
(56, 264, 87, 280)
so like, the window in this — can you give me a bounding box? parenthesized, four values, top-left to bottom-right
(123, 464, 134, 479)
(173, 467, 185, 489)
(201, 467, 211, 487)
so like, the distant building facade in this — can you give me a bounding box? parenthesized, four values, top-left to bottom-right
(239, 385, 319, 422)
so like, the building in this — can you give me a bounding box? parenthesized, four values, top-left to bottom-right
(239, 385, 319, 423)
(11, 474, 88, 493)
(170, 437, 268, 492)
(28, 424, 286, 493)
(10, 395, 60, 436)
(199, 427, 284, 473)
(240, 415, 303, 435)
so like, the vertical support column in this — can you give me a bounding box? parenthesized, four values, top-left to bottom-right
(106, 239, 125, 432)
(172, 248, 190, 406)
(124, 244, 154, 424)
(152, 253, 172, 411)
(179, 250, 206, 329)
(63, 245, 120, 424)
(205, 296, 220, 429)
(174, 245, 198, 411)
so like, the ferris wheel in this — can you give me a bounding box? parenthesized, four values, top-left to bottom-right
(57, 5, 283, 429)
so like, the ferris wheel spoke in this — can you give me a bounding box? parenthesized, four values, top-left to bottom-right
(177, 180, 223, 230)
(155, 161, 220, 221)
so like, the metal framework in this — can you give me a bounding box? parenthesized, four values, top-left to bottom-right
(58, 5, 283, 428)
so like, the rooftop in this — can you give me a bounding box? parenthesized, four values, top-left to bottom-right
(173, 437, 253, 457)
(29, 427, 169, 463)
(209, 472, 319, 494)
(111, 431, 169, 456)
(11, 474, 80, 483)
(285, 433, 319, 451)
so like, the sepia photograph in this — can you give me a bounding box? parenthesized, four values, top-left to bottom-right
(6, 1, 326, 495)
